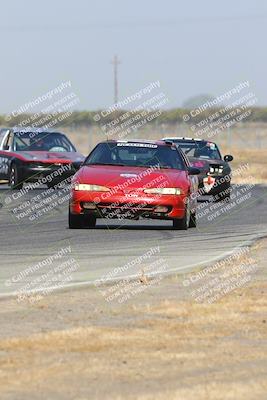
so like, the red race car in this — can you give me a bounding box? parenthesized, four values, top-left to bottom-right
(0, 128, 84, 189)
(69, 140, 200, 230)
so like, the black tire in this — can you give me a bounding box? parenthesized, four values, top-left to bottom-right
(189, 211, 197, 228)
(47, 180, 59, 189)
(84, 214, 96, 228)
(172, 204, 190, 230)
(68, 209, 85, 229)
(9, 164, 23, 190)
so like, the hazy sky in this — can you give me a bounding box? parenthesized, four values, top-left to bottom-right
(0, 0, 266, 112)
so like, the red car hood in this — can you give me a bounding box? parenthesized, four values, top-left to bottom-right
(74, 165, 189, 189)
(15, 151, 84, 163)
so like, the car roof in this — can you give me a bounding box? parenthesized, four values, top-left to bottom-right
(162, 136, 203, 142)
(162, 137, 216, 145)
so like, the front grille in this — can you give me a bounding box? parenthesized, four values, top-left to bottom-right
(27, 162, 71, 169)
(83, 202, 172, 218)
(27, 162, 51, 168)
(97, 202, 155, 211)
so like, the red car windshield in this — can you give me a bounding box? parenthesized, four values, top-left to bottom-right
(85, 142, 185, 170)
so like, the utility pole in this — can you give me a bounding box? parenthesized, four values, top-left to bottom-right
(111, 55, 121, 104)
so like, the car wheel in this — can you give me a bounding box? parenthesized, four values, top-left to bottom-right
(189, 211, 197, 228)
(47, 180, 60, 189)
(68, 209, 85, 229)
(172, 204, 190, 230)
(10, 164, 23, 190)
(84, 214, 96, 228)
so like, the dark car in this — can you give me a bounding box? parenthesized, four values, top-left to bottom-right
(0, 128, 84, 189)
(162, 137, 233, 201)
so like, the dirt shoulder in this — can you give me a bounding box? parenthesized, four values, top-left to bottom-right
(0, 240, 267, 400)
(230, 148, 267, 184)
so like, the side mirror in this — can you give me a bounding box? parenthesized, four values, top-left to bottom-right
(224, 155, 233, 162)
(188, 166, 200, 175)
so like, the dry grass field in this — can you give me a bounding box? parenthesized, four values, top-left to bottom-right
(0, 241, 266, 400)
(62, 122, 267, 155)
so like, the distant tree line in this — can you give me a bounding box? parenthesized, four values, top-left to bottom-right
(1, 108, 267, 128)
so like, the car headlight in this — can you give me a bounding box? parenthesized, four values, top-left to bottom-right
(74, 184, 110, 192)
(143, 188, 183, 195)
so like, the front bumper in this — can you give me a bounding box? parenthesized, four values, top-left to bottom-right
(21, 162, 80, 182)
(198, 174, 231, 196)
(70, 190, 187, 220)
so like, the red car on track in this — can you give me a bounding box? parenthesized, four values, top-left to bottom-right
(0, 128, 84, 189)
(69, 140, 199, 230)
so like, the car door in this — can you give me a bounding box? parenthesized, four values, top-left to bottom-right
(0, 130, 13, 180)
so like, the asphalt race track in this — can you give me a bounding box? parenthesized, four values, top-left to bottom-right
(0, 184, 266, 298)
